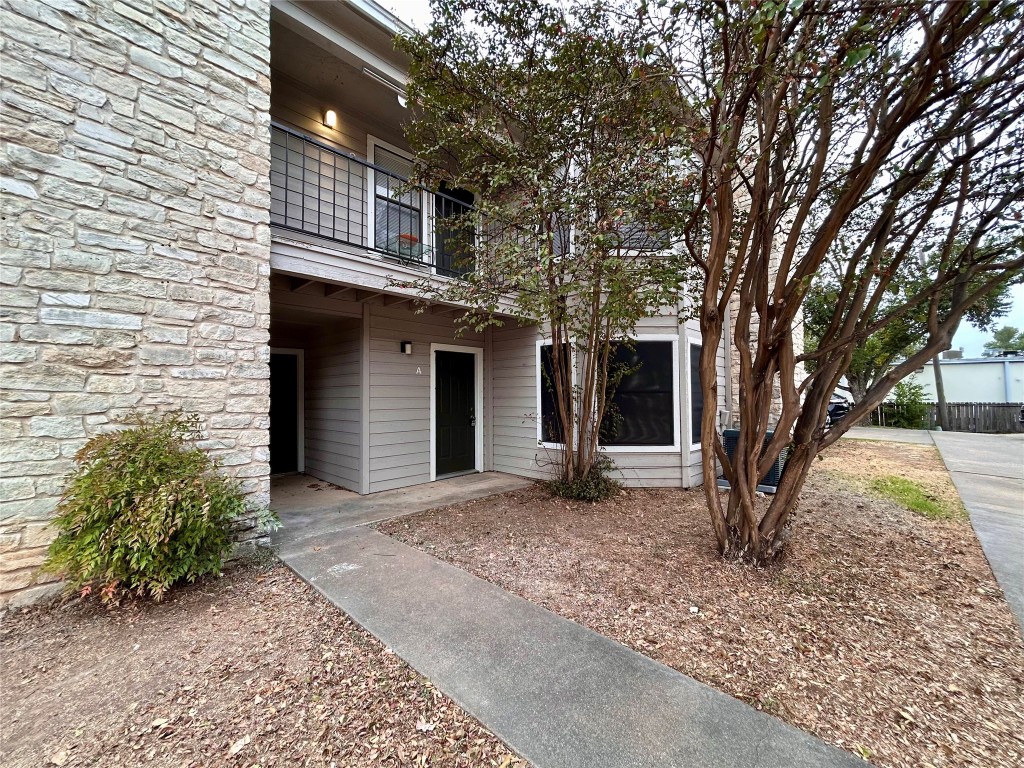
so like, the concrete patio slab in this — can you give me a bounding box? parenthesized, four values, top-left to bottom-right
(931, 432, 1024, 638)
(275, 526, 864, 768)
(270, 471, 533, 548)
(270, 474, 359, 513)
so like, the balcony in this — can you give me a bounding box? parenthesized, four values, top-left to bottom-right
(270, 124, 475, 278)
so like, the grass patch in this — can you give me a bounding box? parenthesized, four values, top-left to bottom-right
(868, 475, 963, 520)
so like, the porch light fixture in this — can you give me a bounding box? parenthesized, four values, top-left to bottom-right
(323, 109, 338, 129)
(400, 341, 413, 355)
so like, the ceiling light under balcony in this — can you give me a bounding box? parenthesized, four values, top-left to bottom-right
(324, 109, 338, 129)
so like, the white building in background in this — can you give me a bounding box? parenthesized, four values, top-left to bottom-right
(909, 356, 1024, 403)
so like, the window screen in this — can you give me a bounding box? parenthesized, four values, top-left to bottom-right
(374, 145, 421, 253)
(539, 343, 570, 444)
(600, 341, 675, 447)
(690, 344, 703, 445)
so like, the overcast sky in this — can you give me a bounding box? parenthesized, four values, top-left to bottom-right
(382, 0, 432, 29)
(952, 281, 1024, 357)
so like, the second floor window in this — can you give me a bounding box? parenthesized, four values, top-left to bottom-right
(373, 143, 422, 257)
(435, 183, 475, 277)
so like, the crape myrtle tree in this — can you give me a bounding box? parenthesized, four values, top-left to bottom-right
(652, 0, 1024, 563)
(397, 0, 689, 491)
(803, 269, 1014, 405)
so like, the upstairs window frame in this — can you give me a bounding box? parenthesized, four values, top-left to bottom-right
(366, 135, 427, 261)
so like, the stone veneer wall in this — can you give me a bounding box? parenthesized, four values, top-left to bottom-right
(0, 0, 273, 606)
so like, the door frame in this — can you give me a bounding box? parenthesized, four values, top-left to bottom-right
(269, 347, 304, 475)
(429, 343, 484, 481)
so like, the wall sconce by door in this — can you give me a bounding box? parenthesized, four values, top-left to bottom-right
(324, 109, 338, 129)
(400, 341, 413, 355)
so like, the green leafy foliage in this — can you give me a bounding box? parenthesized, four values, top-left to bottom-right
(397, 0, 692, 489)
(982, 325, 1024, 356)
(546, 455, 622, 502)
(887, 381, 929, 430)
(804, 271, 1014, 403)
(44, 412, 274, 602)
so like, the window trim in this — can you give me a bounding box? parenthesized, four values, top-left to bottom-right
(535, 338, 576, 449)
(599, 334, 680, 453)
(686, 338, 704, 451)
(366, 134, 428, 260)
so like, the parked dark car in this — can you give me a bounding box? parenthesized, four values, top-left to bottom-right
(827, 395, 850, 426)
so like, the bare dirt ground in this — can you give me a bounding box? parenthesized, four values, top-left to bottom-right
(0, 556, 525, 768)
(818, 439, 966, 519)
(380, 440, 1024, 768)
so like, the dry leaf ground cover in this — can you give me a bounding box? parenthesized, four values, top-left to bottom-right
(380, 439, 1024, 768)
(0, 556, 524, 768)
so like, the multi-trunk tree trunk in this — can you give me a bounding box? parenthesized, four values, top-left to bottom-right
(662, 0, 1024, 564)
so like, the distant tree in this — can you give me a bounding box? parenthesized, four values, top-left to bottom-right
(982, 326, 1024, 356)
(804, 272, 1013, 404)
(888, 381, 929, 430)
(654, 0, 1024, 564)
(397, 0, 688, 495)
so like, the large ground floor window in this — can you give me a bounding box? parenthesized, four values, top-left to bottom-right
(600, 339, 678, 449)
(537, 341, 571, 446)
(537, 338, 678, 451)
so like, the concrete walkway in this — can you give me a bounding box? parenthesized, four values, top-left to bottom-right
(270, 471, 532, 546)
(272, 479, 862, 767)
(930, 432, 1024, 638)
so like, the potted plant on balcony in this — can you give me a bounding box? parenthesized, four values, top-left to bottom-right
(396, 232, 420, 257)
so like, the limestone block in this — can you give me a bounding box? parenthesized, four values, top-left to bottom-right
(39, 307, 143, 330)
(0, 478, 35, 503)
(27, 416, 85, 438)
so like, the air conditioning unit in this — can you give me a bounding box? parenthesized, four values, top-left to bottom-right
(717, 429, 789, 494)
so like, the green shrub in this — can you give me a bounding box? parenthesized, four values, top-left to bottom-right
(888, 380, 929, 429)
(44, 411, 273, 602)
(547, 455, 622, 502)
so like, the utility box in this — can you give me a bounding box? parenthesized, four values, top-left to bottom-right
(718, 429, 789, 493)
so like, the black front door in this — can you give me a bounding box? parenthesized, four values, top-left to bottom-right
(435, 351, 476, 476)
(269, 353, 299, 475)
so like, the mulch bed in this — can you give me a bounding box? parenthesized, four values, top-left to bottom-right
(0, 556, 525, 768)
(380, 440, 1024, 768)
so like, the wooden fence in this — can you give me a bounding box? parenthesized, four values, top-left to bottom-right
(869, 402, 1024, 433)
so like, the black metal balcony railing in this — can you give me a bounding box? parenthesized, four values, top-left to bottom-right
(270, 124, 474, 277)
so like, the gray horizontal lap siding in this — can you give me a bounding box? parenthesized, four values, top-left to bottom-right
(491, 322, 552, 481)
(304, 327, 362, 492)
(367, 306, 484, 493)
